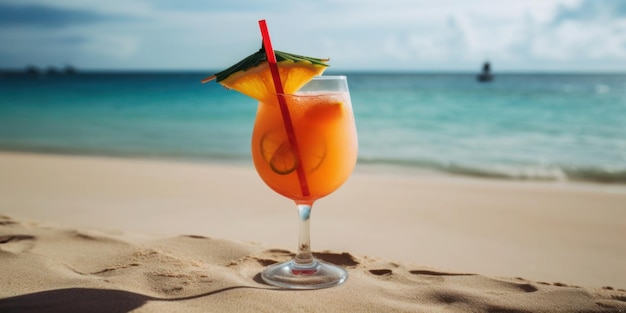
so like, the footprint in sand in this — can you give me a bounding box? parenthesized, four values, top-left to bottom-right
(313, 252, 359, 267)
(0, 216, 18, 226)
(0, 235, 36, 254)
(408, 270, 474, 276)
(409, 269, 541, 296)
(369, 269, 393, 276)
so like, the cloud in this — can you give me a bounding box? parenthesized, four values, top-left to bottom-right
(553, 0, 626, 24)
(0, 0, 624, 71)
(149, 0, 283, 13)
(0, 3, 133, 28)
(522, 0, 626, 67)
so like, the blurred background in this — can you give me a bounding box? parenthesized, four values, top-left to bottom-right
(1, 0, 625, 184)
(1, 0, 625, 72)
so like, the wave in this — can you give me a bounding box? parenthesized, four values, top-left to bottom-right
(3, 143, 626, 185)
(0, 144, 250, 164)
(357, 157, 626, 184)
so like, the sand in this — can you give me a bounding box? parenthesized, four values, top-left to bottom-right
(1, 151, 625, 312)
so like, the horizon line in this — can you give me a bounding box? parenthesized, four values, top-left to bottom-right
(2, 66, 626, 75)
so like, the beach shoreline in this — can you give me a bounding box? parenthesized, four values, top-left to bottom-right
(1, 150, 625, 291)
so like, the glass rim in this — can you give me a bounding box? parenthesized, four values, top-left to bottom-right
(311, 75, 347, 80)
(277, 92, 346, 97)
(274, 75, 349, 97)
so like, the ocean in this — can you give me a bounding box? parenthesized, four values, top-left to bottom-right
(1, 71, 625, 184)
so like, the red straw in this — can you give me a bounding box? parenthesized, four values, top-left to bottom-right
(258, 20, 310, 197)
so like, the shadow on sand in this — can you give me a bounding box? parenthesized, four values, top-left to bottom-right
(0, 274, 277, 313)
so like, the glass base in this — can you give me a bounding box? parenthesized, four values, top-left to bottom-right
(261, 259, 348, 289)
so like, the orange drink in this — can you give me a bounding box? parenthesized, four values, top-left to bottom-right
(251, 75, 357, 289)
(202, 21, 355, 289)
(251, 89, 357, 203)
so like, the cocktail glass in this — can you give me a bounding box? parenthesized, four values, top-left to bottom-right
(251, 75, 358, 289)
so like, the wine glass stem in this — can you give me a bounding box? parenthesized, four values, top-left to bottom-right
(295, 204, 314, 266)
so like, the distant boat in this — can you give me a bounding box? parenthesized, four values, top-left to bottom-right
(476, 62, 493, 82)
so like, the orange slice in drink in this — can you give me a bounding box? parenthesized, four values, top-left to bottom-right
(201, 47, 328, 103)
(260, 129, 326, 175)
(270, 142, 298, 175)
(300, 132, 327, 173)
(260, 129, 296, 175)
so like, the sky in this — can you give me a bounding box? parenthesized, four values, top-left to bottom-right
(0, 0, 625, 72)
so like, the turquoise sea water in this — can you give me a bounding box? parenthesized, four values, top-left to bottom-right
(1, 71, 625, 184)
